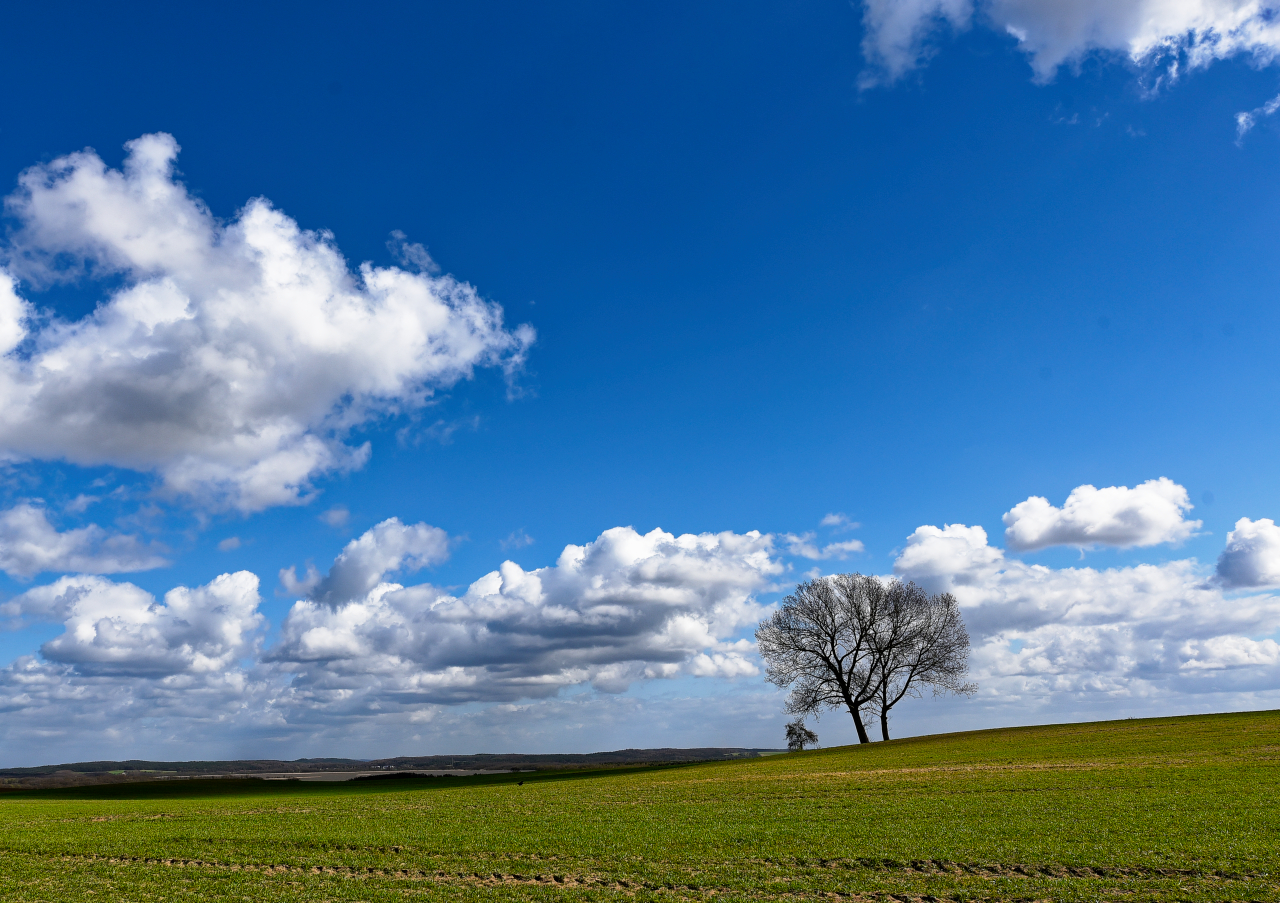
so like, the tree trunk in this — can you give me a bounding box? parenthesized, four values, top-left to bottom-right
(849, 703, 870, 744)
(880, 713, 890, 741)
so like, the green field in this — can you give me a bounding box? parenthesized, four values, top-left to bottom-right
(0, 710, 1277, 902)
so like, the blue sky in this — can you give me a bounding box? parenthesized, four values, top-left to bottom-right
(2, 0, 1280, 765)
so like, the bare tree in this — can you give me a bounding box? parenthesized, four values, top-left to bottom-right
(785, 718, 818, 752)
(756, 574, 974, 743)
(755, 574, 889, 743)
(867, 581, 976, 741)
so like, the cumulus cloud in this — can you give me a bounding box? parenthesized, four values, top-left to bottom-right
(1180, 635, 1280, 669)
(0, 271, 28, 356)
(0, 521, 785, 758)
(0, 502, 167, 578)
(860, 0, 1280, 85)
(1, 571, 263, 676)
(0, 570, 278, 757)
(279, 517, 450, 606)
(1216, 517, 1280, 587)
(270, 525, 783, 708)
(0, 570, 279, 764)
(895, 520, 1280, 710)
(0, 134, 533, 512)
(894, 523, 1004, 588)
(1002, 478, 1199, 551)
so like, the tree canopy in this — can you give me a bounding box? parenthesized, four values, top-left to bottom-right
(755, 574, 974, 742)
(785, 718, 818, 752)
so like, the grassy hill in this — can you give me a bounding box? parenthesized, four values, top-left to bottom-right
(0, 710, 1276, 902)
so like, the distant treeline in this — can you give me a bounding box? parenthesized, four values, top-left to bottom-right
(0, 748, 780, 790)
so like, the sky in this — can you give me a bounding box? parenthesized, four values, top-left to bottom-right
(2, 0, 1280, 766)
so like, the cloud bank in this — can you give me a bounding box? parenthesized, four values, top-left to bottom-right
(860, 0, 1280, 85)
(0, 523, 784, 757)
(2, 571, 263, 677)
(896, 520, 1280, 715)
(3, 480, 1280, 761)
(0, 134, 533, 512)
(271, 525, 780, 710)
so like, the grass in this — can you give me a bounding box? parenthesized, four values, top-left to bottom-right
(0, 710, 1277, 902)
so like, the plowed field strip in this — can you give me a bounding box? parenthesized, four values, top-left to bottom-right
(44, 854, 654, 890)
(32, 851, 1273, 886)
(753, 857, 1270, 881)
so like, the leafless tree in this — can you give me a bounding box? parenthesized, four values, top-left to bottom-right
(755, 574, 889, 743)
(785, 718, 818, 751)
(756, 574, 974, 743)
(866, 581, 976, 741)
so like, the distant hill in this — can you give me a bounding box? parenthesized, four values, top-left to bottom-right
(0, 747, 782, 790)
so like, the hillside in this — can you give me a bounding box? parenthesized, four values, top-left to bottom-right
(0, 710, 1276, 902)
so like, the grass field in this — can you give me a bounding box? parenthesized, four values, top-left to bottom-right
(0, 710, 1276, 902)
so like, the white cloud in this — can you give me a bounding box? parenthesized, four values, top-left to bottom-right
(860, 0, 973, 85)
(820, 512, 860, 530)
(501, 528, 534, 550)
(1235, 91, 1280, 142)
(269, 525, 782, 708)
(0, 502, 167, 578)
(0, 134, 533, 512)
(860, 0, 1280, 86)
(782, 532, 866, 560)
(820, 539, 867, 559)
(1002, 478, 1199, 551)
(1181, 635, 1280, 669)
(278, 564, 322, 598)
(217, 536, 241, 552)
(894, 523, 1003, 587)
(279, 517, 450, 606)
(1216, 517, 1280, 587)
(894, 520, 1280, 712)
(319, 505, 350, 528)
(0, 271, 30, 356)
(1, 571, 263, 676)
(64, 494, 100, 514)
